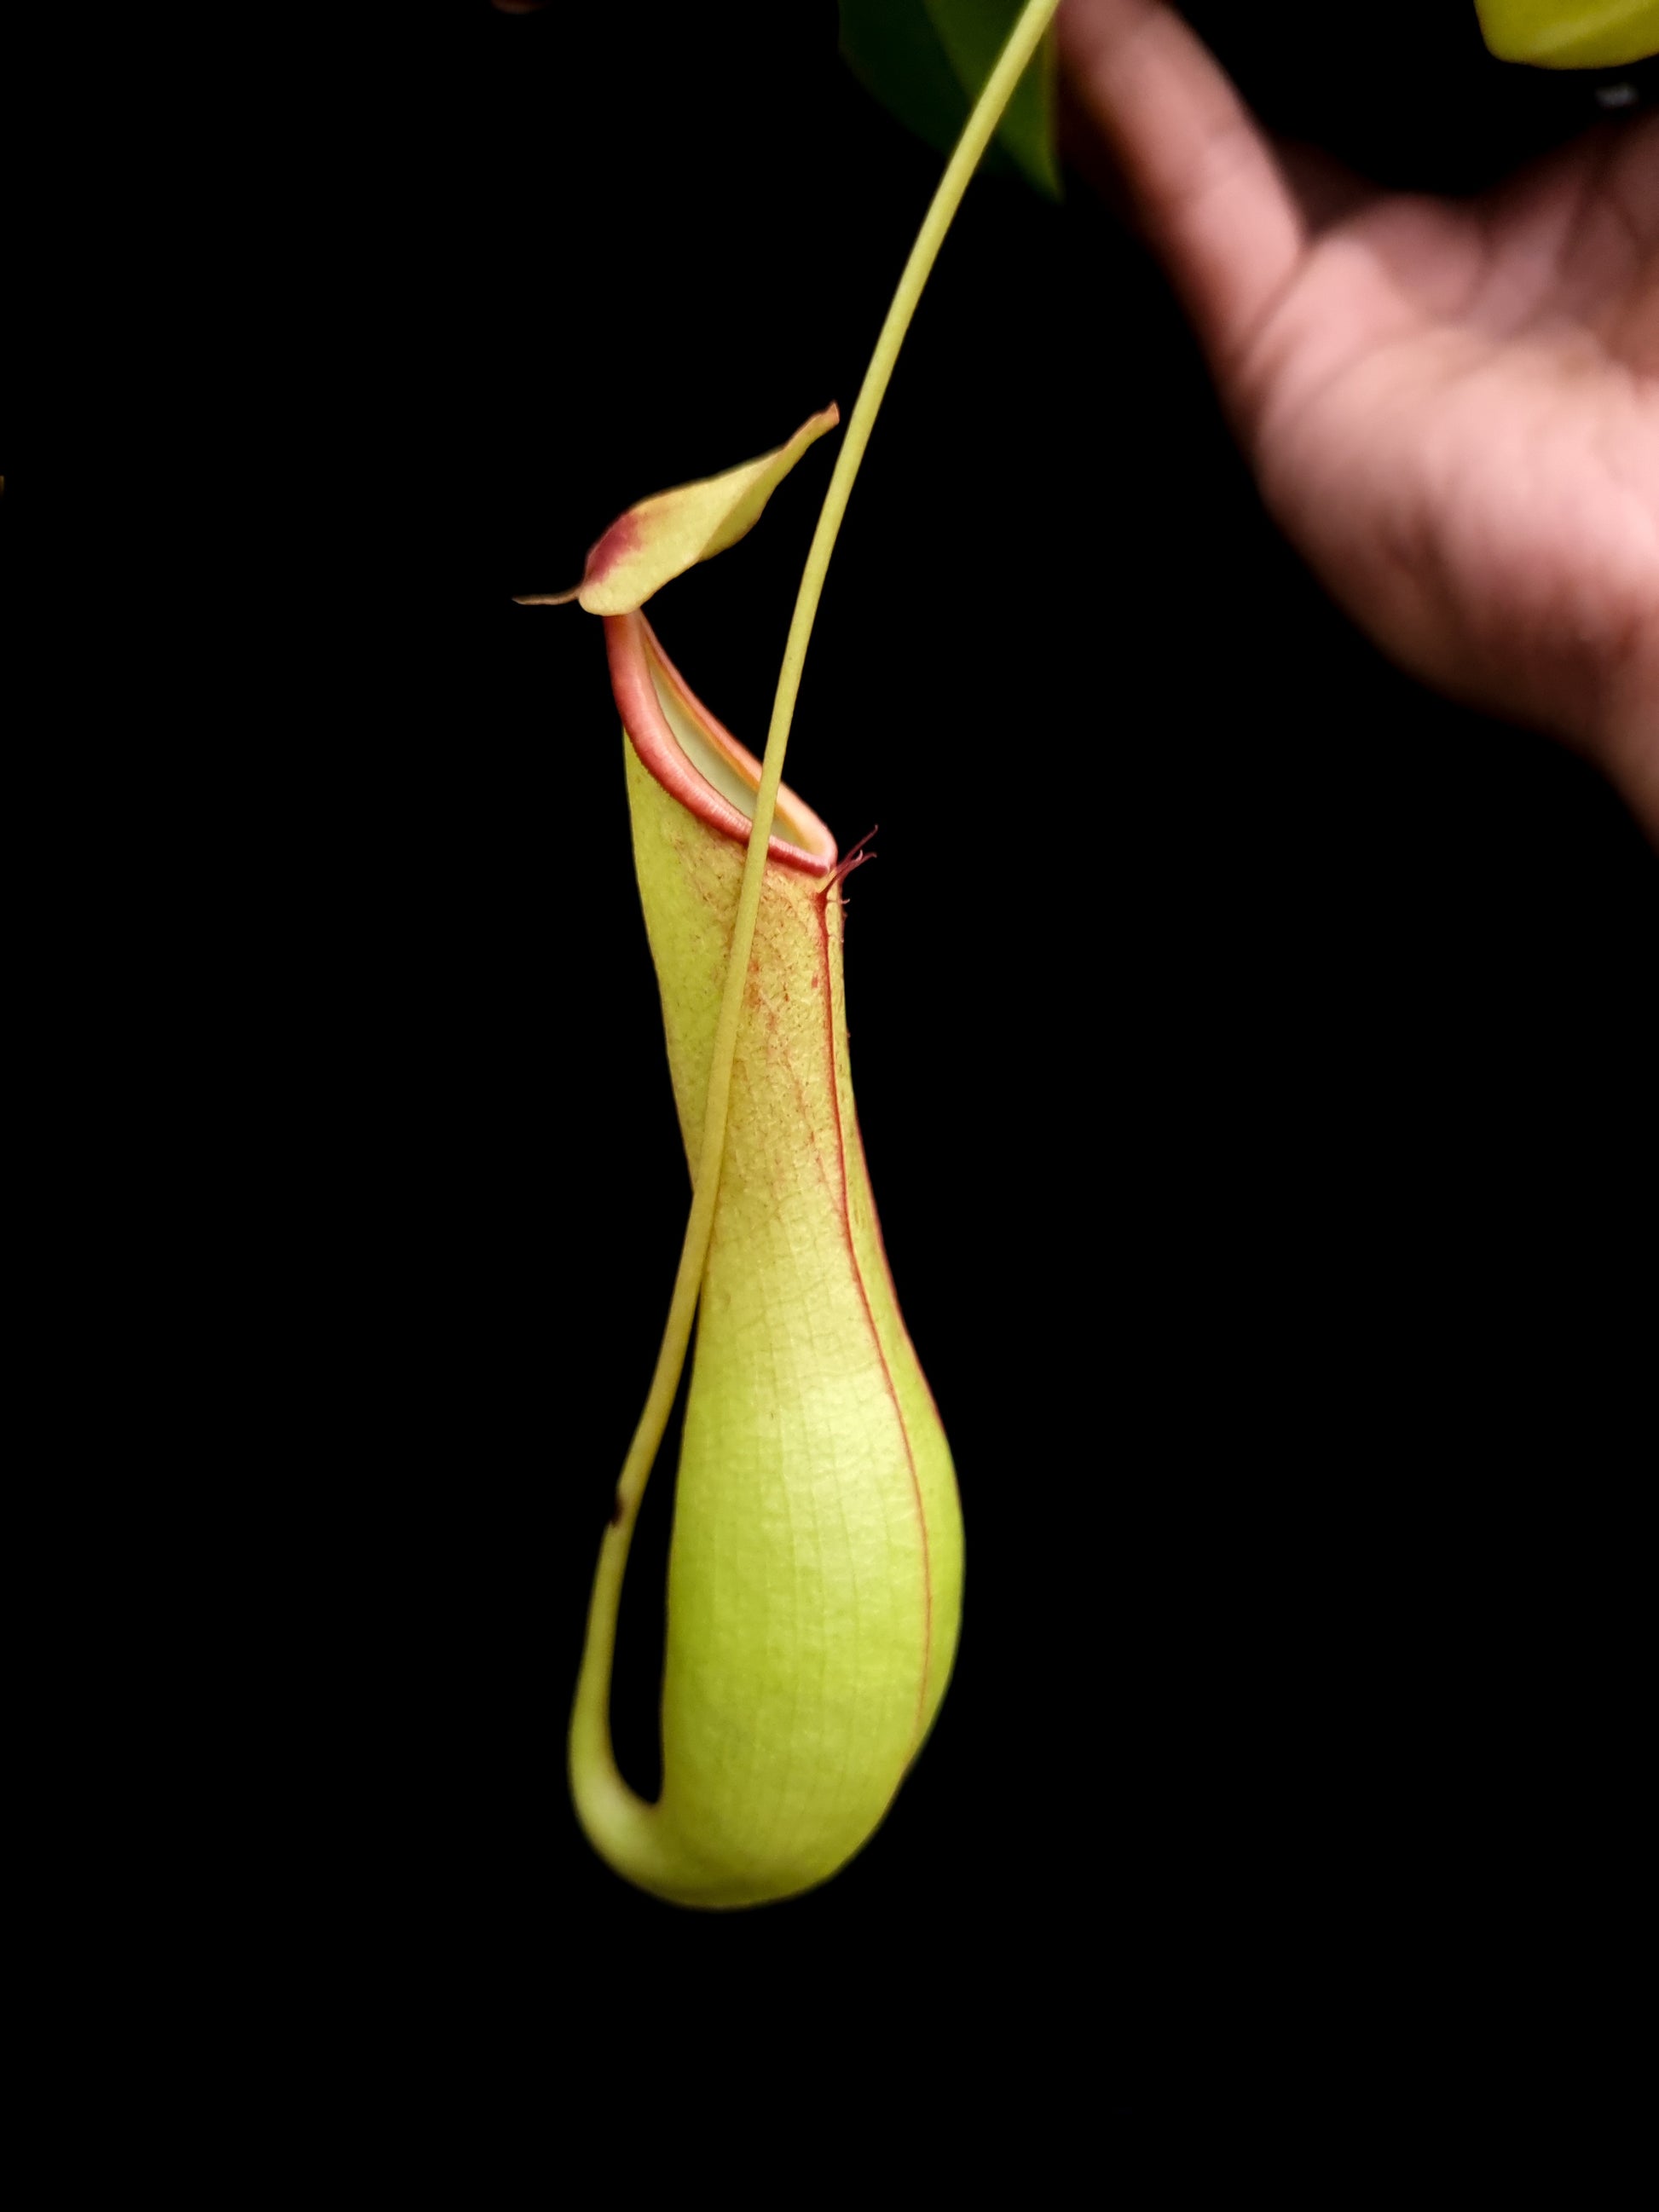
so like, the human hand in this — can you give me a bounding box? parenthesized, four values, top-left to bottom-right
(1058, 0, 1659, 837)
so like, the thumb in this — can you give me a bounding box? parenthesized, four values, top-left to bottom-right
(1057, 0, 1309, 388)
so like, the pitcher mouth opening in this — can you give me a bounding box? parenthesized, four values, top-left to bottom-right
(604, 610, 840, 875)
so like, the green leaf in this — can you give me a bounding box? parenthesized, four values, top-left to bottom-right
(1475, 0, 1659, 67)
(839, 0, 1061, 199)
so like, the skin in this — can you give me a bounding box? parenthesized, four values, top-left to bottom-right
(1057, 0, 1659, 842)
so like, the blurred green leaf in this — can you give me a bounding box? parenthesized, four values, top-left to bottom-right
(838, 0, 1061, 199)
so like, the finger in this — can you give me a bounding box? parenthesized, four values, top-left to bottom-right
(1056, 0, 1309, 384)
(1056, 61, 1146, 237)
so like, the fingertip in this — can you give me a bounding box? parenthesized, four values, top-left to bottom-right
(1055, 0, 1309, 384)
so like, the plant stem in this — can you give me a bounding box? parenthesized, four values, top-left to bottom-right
(570, 0, 1061, 1816)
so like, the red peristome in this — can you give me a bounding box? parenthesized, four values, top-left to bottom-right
(604, 611, 839, 875)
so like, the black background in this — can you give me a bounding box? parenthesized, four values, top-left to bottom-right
(80, 1, 1646, 2122)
